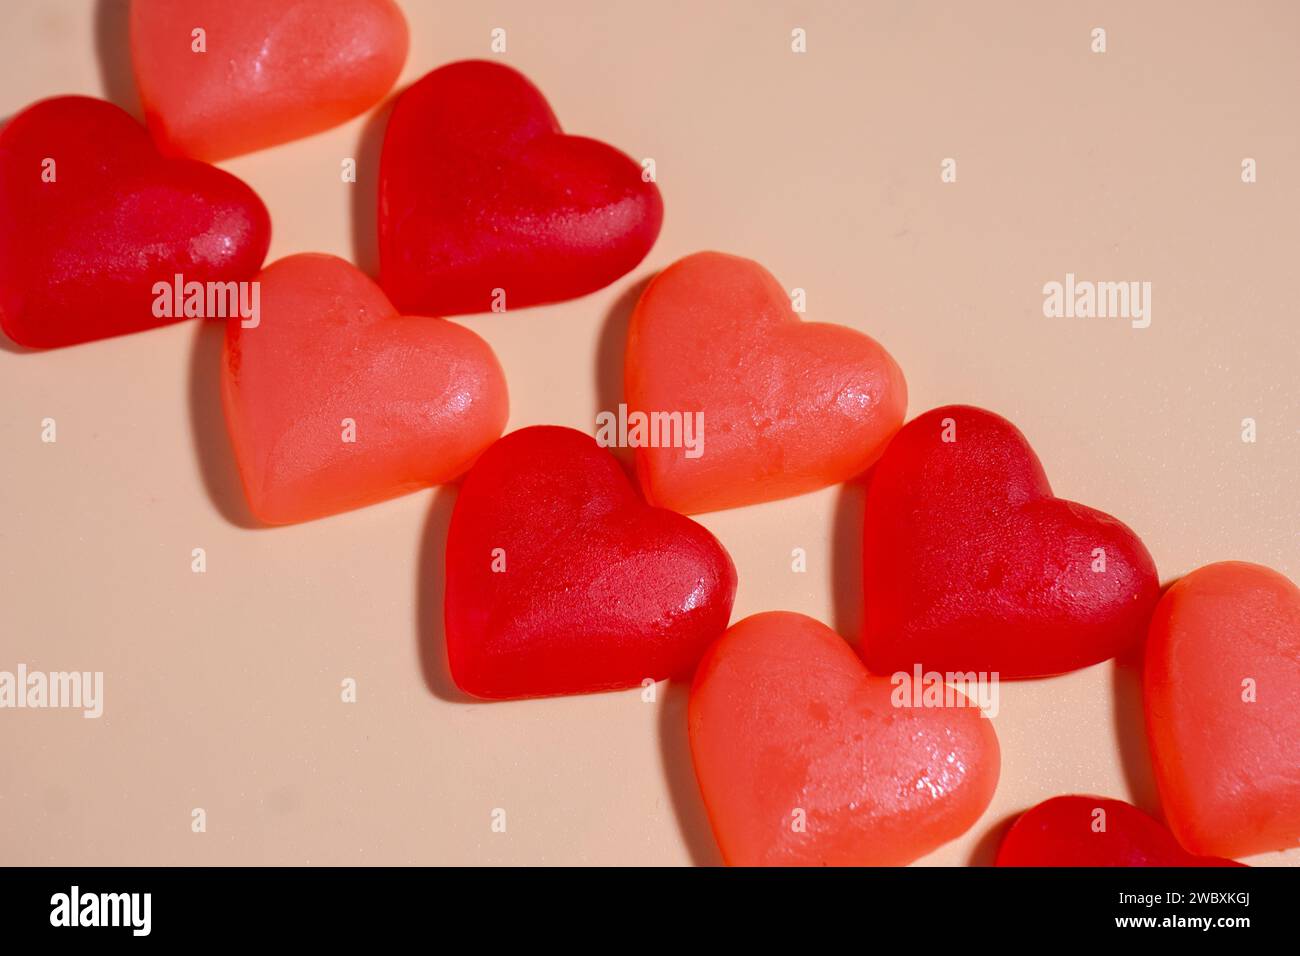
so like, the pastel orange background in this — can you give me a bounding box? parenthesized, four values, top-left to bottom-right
(1, 0, 1296, 865)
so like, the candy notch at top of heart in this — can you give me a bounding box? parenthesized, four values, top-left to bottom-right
(995, 795, 1244, 866)
(0, 96, 270, 349)
(1144, 561, 1300, 859)
(130, 0, 408, 161)
(624, 252, 907, 513)
(221, 253, 508, 525)
(863, 405, 1159, 679)
(689, 611, 999, 866)
(444, 426, 736, 699)
(378, 60, 663, 316)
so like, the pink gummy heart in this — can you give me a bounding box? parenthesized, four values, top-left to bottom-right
(130, 0, 408, 161)
(0, 96, 269, 349)
(996, 796, 1244, 866)
(863, 405, 1160, 678)
(444, 426, 736, 699)
(625, 251, 907, 513)
(221, 253, 508, 525)
(379, 60, 663, 316)
(690, 612, 999, 866)
(1144, 561, 1300, 858)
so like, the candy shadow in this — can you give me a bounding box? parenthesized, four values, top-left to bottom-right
(657, 680, 724, 866)
(593, 275, 652, 470)
(349, 93, 398, 278)
(967, 810, 1019, 866)
(832, 471, 873, 648)
(0, 110, 26, 351)
(414, 484, 475, 703)
(1110, 577, 1178, 817)
(187, 320, 260, 528)
(0, 335, 35, 354)
(94, 0, 143, 119)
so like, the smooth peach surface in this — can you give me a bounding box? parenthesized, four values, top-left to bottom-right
(1144, 561, 1300, 858)
(130, 0, 408, 161)
(221, 253, 507, 524)
(625, 252, 906, 514)
(689, 612, 999, 866)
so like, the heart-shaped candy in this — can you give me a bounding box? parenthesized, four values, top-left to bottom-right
(444, 426, 736, 699)
(378, 60, 663, 316)
(689, 611, 999, 866)
(625, 252, 907, 513)
(130, 0, 408, 160)
(1144, 561, 1300, 858)
(220, 253, 508, 525)
(0, 96, 270, 349)
(995, 796, 1244, 866)
(863, 405, 1159, 679)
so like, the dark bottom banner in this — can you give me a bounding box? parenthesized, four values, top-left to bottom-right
(0, 865, 1276, 941)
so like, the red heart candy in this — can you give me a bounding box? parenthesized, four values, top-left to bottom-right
(378, 60, 663, 316)
(221, 253, 508, 525)
(0, 96, 269, 349)
(995, 796, 1244, 866)
(689, 611, 999, 866)
(444, 426, 736, 699)
(625, 252, 907, 513)
(863, 405, 1159, 679)
(1144, 561, 1300, 858)
(130, 0, 408, 161)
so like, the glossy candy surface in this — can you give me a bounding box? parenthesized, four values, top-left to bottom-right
(130, 0, 408, 161)
(1144, 561, 1300, 858)
(689, 611, 999, 866)
(0, 96, 269, 348)
(379, 60, 662, 316)
(444, 426, 736, 699)
(996, 795, 1243, 866)
(625, 252, 907, 513)
(221, 253, 507, 525)
(863, 405, 1159, 679)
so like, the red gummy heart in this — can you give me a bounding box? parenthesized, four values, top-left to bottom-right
(996, 796, 1244, 866)
(221, 253, 508, 525)
(689, 612, 999, 866)
(444, 426, 736, 699)
(625, 252, 907, 513)
(130, 0, 408, 161)
(1144, 561, 1300, 858)
(863, 405, 1159, 679)
(0, 96, 269, 349)
(378, 60, 663, 316)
